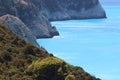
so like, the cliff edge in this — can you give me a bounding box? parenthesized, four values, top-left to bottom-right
(31, 0, 106, 21)
(0, 0, 106, 38)
(0, 0, 59, 38)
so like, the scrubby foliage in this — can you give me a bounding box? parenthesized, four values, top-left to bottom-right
(0, 24, 48, 79)
(26, 57, 101, 80)
(0, 23, 100, 80)
(26, 57, 69, 80)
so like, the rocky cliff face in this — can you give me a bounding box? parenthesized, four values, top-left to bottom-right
(31, 0, 106, 21)
(0, 0, 105, 38)
(0, 14, 39, 47)
(0, 0, 59, 38)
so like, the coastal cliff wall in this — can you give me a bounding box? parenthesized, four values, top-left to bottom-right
(0, 0, 106, 39)
(0, 0, 59, 38)
(31, 0, 106, 21)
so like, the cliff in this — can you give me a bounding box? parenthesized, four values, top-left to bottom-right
(0, 0, 106, 38)
(0, 14, 39, 47)
(31, 0, 106, 21)
(0, 24, 100, 80)
(0, 0, 59, 38)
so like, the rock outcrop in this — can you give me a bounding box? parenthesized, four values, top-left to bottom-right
(31, 0, 106, 21)
(0, 0, 59, 38)
(0, 14, 39, 47)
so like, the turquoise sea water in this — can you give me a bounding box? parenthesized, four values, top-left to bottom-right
(37, 6, 120, 80)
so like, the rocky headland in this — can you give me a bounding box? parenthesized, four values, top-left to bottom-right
(31, 0, 106, 21)
(0, 0, 59, 38)
(0, 0, 106, 39)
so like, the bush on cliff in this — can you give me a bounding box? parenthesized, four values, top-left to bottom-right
(26, 57, 69, 80)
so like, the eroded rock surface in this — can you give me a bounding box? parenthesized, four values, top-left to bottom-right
(31, 0, 106, 21)
(0, 0, 59, 38)
(0, 14, 39, 47)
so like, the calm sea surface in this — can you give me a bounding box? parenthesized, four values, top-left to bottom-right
(37, 6, 120, 80)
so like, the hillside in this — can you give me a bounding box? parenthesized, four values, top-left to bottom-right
(0, 24, 101, 80)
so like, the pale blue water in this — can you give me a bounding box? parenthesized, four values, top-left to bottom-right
(37, 6, 120, 80)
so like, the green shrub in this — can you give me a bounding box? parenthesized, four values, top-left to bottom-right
(65, 74, 76, 80)
(2, 50, 12, 61)
(0, 56, 4, 63)
(26, 57, 69, 80)
(24, 44, 35, 55)
(0, 36, 4, 41)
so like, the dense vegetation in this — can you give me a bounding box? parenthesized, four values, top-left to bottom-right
(0, 23, 48, 79)
(0, 23, 101, 80)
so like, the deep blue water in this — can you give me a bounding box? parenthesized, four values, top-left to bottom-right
(37, 6, 120, 80)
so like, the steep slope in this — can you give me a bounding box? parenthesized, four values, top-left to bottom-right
(0, 23, 48, 79)
(31, 0, 106, 21)
(0, 14, 39, 47)
(0, 0, 59, 38)
(0, 24, 100, 80)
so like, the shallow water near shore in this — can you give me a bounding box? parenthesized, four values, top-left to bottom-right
(37, 6, 120, 80)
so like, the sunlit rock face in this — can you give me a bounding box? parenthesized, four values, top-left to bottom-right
(0, 14, 39, 47)
(31, 0, 106, 21)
